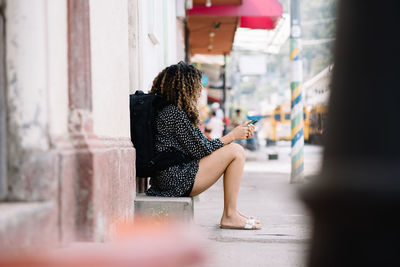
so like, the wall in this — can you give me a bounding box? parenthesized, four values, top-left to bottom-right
(0, 0, 186, 250)
(5, 0, 62, 201)
(138, 0, 184, 92)
(6, 0, 49, 152)
(47, 0, 69, 139)
(0, 0, 68, 199)
(0, 0, 135, 250)
(0, 0, 7, 200)
(128, 0, 140, 94)
(176, 18, 186, 63)
(90, 0, 130, 138)
(60, 0, 135, 243)
(0, 0, 66, 251)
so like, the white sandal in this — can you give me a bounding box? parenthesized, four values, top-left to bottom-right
(220, 218, 262, 230)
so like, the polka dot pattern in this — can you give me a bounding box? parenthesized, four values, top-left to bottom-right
(146, 105, 224, 197)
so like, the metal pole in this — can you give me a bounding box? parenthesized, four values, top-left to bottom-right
(290, 0, 304, 183)
(222, 54, 228, 123)
(184, 19, 190, 63)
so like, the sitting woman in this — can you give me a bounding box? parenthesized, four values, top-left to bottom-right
(146, 61, 261, 230)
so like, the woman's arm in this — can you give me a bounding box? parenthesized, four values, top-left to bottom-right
(165, 108, 224, 159)
(220, 132, 235, 145)
(164, 106, 255, 159)
(220, 122, 255, 145)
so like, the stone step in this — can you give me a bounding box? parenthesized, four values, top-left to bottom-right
(134, 194, 194, 221)
(0, 201, 58, 252)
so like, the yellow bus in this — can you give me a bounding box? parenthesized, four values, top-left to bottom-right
(266, 103, 291, 145)
(308, 104, 328, 145)
(265, 104, 313, 146)
(303, 106, 311, 143)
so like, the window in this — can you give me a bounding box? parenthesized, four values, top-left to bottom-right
(274, 114, 281, 121)
(284, 113, 291, 120)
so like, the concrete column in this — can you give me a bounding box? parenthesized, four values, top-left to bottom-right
(63, 0, 94, 242)
(301, 0, 400, 266)
(61, 0, 135, 242)
(128, 0, 140, 94)
(6, 0, 49, 150)
(0, 0, 60, 250)
(0, 0, 6, 200)
(0, 0, 135, 249)
(67, 0, 92, 133)
(5, 0, 55, 200)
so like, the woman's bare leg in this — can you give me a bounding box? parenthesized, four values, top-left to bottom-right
(189, 143, 237, 197)
(190, 143, 261, 229)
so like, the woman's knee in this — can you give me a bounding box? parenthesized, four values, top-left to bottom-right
(227, 143, 246, 161)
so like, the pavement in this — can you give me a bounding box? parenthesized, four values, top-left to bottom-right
(194, 141, 324, 267)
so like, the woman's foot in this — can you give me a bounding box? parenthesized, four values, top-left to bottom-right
(238, 210, 261, 224)
(220, 211, 262, 230)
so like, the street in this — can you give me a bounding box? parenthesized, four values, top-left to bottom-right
(194, 142, 323, 267)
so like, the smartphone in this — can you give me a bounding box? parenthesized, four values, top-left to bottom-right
(246, 119, 259, 126)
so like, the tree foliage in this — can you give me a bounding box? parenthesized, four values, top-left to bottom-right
(231, 0, 337, 110)
(272, 0, 337, 89)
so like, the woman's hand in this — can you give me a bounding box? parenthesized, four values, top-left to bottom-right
(247, 123, 255, 139)
(221, 121, 255, 144)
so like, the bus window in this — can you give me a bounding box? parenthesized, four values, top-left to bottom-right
(322, 113, 328, 130)
(274, 114, 281, 121)
(303, 113, 306, 120)
(284, 113, 291, 120)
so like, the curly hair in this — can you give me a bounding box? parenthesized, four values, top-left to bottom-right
(149, 61, 203, 127)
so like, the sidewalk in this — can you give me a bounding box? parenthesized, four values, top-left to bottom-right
(194, 142, 323, 267)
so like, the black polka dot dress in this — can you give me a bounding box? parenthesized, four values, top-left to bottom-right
(146, 104, 224, 197)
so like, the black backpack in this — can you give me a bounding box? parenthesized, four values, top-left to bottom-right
(129, 90, 189, 177)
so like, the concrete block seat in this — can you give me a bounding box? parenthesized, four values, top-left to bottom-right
(134, 194, 194, 221)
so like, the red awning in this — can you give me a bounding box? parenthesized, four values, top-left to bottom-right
(187, 0, 283, 29)
(240, 16, 276, 29)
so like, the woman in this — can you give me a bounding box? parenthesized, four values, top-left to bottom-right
(147, 61, 261, 230)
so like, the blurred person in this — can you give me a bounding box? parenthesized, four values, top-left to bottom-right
(206, 111, 224, 139)
(210, 102, 224, 120)
(204, 126, 212, 140)
(230, 108, 248, 148)
(147, 61, 261, 230)
(211, 102, 228, 135)
(231, 108, 247, 127)
(198, 94, 209, 125)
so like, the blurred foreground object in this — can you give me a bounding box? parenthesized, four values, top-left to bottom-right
(0, 217, 207, 267)
(301, 0, 400, 266)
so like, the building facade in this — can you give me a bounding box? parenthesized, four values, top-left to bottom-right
(0, 0, 185, 251)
